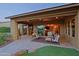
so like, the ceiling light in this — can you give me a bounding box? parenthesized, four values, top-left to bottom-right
(56, 17, 58, 19)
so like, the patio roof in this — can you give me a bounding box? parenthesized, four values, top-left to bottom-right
(5, 3, 79, 19)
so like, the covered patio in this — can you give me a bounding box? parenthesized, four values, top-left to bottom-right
(16, 15, 75, 45)
(6, 4, 79, 49)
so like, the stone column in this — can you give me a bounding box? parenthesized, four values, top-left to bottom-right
(70, 20, 72, 37)
(60, 24, 64, 35)
(75, 10, 79, 48)
(33, 25, 38, 37)
(11, 20, 19, 40)
(27, 25, 29, 35)
(19, 24, 23, 35)
(33, 25, 37, 33)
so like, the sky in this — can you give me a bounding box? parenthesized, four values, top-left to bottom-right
(0, 3, 65, 22)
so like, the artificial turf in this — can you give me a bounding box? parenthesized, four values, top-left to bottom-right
(27, 46, 79, 56)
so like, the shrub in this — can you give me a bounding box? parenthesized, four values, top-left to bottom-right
(0, 34, 6, 45)
(0, 33, 10, 45)
(0, 27, 10, 33)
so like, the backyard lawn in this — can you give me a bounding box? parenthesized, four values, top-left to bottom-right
(23, 46, 79, 56)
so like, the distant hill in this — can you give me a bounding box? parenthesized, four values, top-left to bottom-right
(0, 21, 10, 27)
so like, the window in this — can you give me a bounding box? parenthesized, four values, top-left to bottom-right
(71, 19, 75, 37)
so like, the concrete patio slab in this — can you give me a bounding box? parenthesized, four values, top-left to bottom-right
(0, 35, 73, 56)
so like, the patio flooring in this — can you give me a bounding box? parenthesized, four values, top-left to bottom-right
(0, 35, 74, 56)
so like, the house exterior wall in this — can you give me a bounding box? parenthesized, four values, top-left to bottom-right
(62, 14, 79, 48)
(10, 6, 79, 48)
(76, 10, 79, 48)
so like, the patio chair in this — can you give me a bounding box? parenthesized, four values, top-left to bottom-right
(45, 36, 52, 41)
(45, 31, 52, 41)
(52, 34, 60, 43)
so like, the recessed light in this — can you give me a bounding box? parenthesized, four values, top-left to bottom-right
(56, 17, 58, 19)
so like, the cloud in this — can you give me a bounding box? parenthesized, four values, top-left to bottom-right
(0, 19, 10, 22)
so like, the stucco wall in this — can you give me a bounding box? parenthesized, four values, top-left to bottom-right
(63, 15, 77, 48)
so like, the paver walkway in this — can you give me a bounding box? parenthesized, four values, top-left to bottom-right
(0, 35, 73, 56)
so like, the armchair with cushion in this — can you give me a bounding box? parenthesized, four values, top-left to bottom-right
(52, 34, 60, 43)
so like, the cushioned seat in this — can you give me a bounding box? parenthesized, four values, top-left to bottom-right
(52, 35, 60, 43)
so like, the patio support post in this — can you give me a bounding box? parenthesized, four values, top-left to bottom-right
(27, 25, 29, 35)
(11, 20, 19, 40)
(70, 20, 72, 37)
(33, 25, 37, 35)
(76, 10, 79, 48)
(19, 24, 24, 35)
